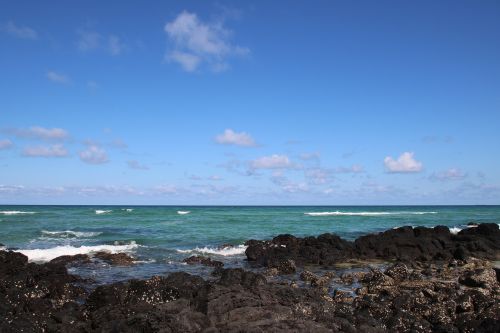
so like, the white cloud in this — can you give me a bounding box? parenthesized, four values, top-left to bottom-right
(0, 139, 13, 150)
(6, 126, 69, 141)
(215, 129, 256, 147)
(47, 71, 69, 84)
(79, 144, 108, 164)
(22, 144, 68, 157)
(127, 160, 149, 170)
(169, 51, 201, 72)
(429, 168, 466, 181)
(3, 21, 37, 39)
(164, 11, 249, 72)
(384, 152, 423, 173)
(251, 154, 292, 170)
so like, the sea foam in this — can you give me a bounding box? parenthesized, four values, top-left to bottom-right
(305, 211, 437, 216)
(41, 230, 102, 238)
(177, 244, 247, 256)
(16, 242, 139, 262)
(449, 227, 462, 234)
(0, 211, 36, 215)
(177, 211, 190, 215)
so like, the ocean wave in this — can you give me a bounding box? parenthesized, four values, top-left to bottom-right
(177, 211, 190, 215)
(0, 211, 36, 215)
(122, 208, 134, 212)
(95, 210, 112, 215)
(41, 230, 102, 238)
(449, 227, 462, 234)
(16, 242, 139, 262)
(177, 245, 247, 256)
(305, 211, 438, 216)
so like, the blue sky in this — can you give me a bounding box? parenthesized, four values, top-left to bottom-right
(1, 0, 499, 205)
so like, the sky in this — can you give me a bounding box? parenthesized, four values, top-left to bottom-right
(1, 0, 499, 205)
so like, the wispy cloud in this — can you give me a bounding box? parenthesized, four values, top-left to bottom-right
(108, 35, 124, 55)
(127, 160, 149, 170)
(47, 71, 70, 84)
(215, 129, 256, 147)
(164, 11, 249, 72)
(4, 126, 69, 141)
(22, 144, 68, 157)
(251, 154, 292, 170)
(334, 164, 364, 174)
(0, 139, 13, 150)
(77, 30, 124, 56)
(429, 168, 467, 182)
(384, 152, 423, 173)
(79, 144, 108, 164)
(299, 152, 320, 161)
(304, 168, 333, 185)
(2, 21, 37, 39)
(270, 175, 309, 193)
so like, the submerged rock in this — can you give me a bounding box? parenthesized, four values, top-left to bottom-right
(94, 251, 135, 265)
(182, 255, 223, 267)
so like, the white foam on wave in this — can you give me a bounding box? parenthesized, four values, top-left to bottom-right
(41, 230, 102, 238)
(95, 210, 112, 215)
(177, 244, 247, 256)
(16, 242, 139, 262)
(177, 211, 190, 215)
(122, 208, 134, 212)
(0, 210, 36, 215)
(450, 227, 462, 235)
(305, 211, 437, 216)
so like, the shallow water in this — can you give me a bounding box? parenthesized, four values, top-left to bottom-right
(1, 205, 499, 283)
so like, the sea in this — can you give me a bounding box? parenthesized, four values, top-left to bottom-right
(1, 205, 499, 285)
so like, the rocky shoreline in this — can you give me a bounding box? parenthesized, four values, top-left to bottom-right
(1, 224, 499, 332)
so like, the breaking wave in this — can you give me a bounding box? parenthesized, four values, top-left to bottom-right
(177, 245, 247, 256)
(16, 242, 139, 262)
(41, 230, 102, 238)
(95, 210, 112, 215)
(0, 211, 36, 215)
(305, 211, 438, 216)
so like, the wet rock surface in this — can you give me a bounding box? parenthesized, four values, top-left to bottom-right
(94, 251, 135, 265)
(1, 223, 499, 332)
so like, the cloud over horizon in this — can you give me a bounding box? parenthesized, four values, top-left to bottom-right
(22, 144, 68, 157)
(79, 144, 108, 164)
(0, 139, 13, 150)
(5, 126, 69, 141)
(384, 152, 423, 173)
(215, 129, 256, 147)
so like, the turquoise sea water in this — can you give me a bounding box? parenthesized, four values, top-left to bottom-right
(1, 205, 499, 283)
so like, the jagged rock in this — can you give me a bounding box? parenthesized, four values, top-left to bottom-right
(459, 268, 498, 289)
(268, 258, 296, 274)
(182, 255, 223, 268)
(94, 251, 135, 265)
